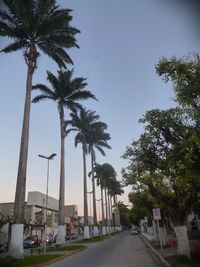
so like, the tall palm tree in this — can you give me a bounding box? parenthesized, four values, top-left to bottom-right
(107, 179, 124, 231)
(0, 0, 80, 258)
(100, 163, 116, 234)
(95, 163, 117, 234)
(87, 122, 111, 234)
(32, 70, 96, 244)
(66, 109, 109, 238)
(94, 163, 106, 234)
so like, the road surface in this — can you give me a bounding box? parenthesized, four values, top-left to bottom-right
(45, 231, 163, 267)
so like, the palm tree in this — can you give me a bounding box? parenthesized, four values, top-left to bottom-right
(0, 0, 80, 258)
(32, 70, 96, 244)
(95, 163, 107, 235)
(103, 167, 116, 234)
(87, 122, 111, 235)
(95, 163, 117, 234)
(66, 108, 109, 238)
(107, 179, 124, 231)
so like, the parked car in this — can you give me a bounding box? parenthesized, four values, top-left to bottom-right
(66, 233, 78, 240)
(23, 235, 40, 248)
(131, 229, 138, 235)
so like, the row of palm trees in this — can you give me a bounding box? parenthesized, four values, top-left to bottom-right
(32, 70, 97, 241)
(94, 163, 124, 235)
(0, 0, 123, 258)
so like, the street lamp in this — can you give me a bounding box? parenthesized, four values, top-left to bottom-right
(38, 153, 56, 253)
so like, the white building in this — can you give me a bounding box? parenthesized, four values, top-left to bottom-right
(0, 191, 79, 243)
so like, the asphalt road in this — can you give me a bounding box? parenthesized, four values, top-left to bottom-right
(45, 231, 164, 267)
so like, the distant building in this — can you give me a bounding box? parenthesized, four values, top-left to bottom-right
(0, 191, 79, 242)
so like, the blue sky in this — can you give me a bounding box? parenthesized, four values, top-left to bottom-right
(0, 1, 199, 216)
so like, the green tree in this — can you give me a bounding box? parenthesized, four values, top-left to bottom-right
(128, 190, 154, 226)
(122, 107, 200, 257)
(156, 54, 200, 122)
(0, 0, 79, 258)
(117, 201, 131, 228)
(32, 70, 95, 244)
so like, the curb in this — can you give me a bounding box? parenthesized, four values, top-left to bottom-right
(140, 235, 173, 267)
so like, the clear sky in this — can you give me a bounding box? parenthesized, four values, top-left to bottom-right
(0, 1, 199, 216)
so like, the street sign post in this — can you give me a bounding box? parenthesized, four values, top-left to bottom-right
(152, 208, 163, 250)
(153, 208, 161, 220)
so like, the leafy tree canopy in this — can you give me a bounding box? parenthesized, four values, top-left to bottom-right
(122, 107, 200, 225)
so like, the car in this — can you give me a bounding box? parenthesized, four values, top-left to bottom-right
(66, 233, 78, 240)
(23, 235, 40, 248)
(131, 229, 138, 235)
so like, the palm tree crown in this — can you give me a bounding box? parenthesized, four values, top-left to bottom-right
(32, 70, 96, 109)
(0, 0, 80, 68)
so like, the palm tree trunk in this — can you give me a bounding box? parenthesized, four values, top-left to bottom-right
(107, 193, 112, 233)
(83, 144, 88, 226)
(91, 149, 97, 225)
(56, 105, 65, 244)
(9, 47, 35, 258)
(104, 189, 108, 229)
(83, 143, 90, 238)
(100, 185, 105, 225)
(110, 195, 113, 227)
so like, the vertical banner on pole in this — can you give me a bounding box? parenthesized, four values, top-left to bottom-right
(153, 208, 163, 250)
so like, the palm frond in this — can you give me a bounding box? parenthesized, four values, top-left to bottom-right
(32, 94, 53, 103)
(1, 39, 28, 53)
(66, 90, 97, 102)
(32, 83, 55, 97)
(1, 0, 80, 67)
(95, 146, 106, 156)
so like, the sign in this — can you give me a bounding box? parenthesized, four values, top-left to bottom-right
(153, 208, 161, 220)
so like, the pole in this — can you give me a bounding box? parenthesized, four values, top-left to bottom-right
(44, 159, 50, 253)
(157, 220, 163, 250)
(38, 153, 56, 253)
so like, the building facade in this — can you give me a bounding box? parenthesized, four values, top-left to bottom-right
(0, 191, 79, 243)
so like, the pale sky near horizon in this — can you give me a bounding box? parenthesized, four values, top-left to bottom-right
(0, 1, 199, 217)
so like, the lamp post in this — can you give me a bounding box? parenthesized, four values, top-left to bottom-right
(38, 153, 56, 253)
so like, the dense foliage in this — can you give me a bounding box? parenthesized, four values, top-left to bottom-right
(122, 54, 200, 226)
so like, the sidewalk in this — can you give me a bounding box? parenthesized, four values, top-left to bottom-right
(141, 233, 200, 267)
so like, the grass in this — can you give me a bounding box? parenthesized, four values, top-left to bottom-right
(111, 231, 121, 236)
(73, 236, 108, 244)
(0, 254, 61, 267)
(166, 255, 193, 266)
(47, 244, 86, 252)
(73, 232, 120, 244)
(150, 241, 170, 250)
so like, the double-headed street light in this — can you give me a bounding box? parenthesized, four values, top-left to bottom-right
(38, 153, 56, 253)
